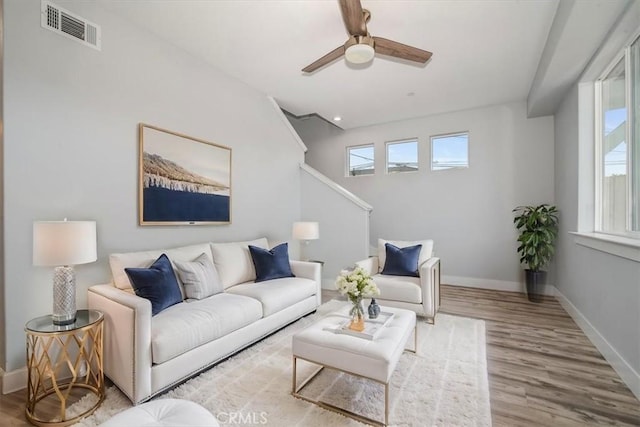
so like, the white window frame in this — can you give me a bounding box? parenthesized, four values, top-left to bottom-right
(430, 131, 469, 171)
(346, 143, 375, 177)
(385, 138, 419, 174)
(593, 35, 640, 240)
(572, 15, 640, 262)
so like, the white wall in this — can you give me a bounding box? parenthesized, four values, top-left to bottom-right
(554, 74, 640, 398)
(296, 102, 555, 289)
(300, 165, 371, 288)
(3, 1, 304, 372)
(0, 0, 5, 373)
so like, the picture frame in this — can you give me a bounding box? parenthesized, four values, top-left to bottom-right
(138, 124, 232, 225)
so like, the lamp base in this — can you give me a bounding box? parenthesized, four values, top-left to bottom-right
(300, 240, 310, 262)
(52, 266, 76, 326)
(52, 315, 76, 326)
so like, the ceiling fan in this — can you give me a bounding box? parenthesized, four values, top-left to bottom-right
(302, 0, 433, 73)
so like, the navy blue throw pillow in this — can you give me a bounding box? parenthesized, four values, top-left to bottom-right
(125, 254, 182, 315)
(249, 243, 295, 282)
(381, 243, 422, 277)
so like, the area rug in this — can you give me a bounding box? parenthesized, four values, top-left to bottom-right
(69, 300, 491, 426)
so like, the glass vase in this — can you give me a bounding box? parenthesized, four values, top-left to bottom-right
(349, 299, 365, 332)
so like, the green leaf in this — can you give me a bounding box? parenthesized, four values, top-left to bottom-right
(512, 203, 559, 269)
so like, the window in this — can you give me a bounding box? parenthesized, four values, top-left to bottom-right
(595, 35, 640, 236)
(431, 132, 469, 170)
(347, 144, 374, 176)
(386, 139, 418, 173)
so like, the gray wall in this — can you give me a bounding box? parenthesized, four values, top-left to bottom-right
(295, 102, 555, 289)
(554, 84, 640, 392)
(4, 1, 303, 371)
(300, 165, 371, 288)
(0, 0, 5, 371)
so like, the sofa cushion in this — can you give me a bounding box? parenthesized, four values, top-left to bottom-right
(381, 243, 421, 277)
(249, 243, 295, 282)
(373, 274, 422, 304)
(110, 243, 213, 294)
(125, 254, 183, 316)
(378, 239, 433, 273)
(173, 253, 224, 300)
(150, 293, 263, 364)
(210, 238, 268, 288)
(225, 277, 316, 317)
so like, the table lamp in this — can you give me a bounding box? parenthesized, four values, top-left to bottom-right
(33, 219, 97, 325)
(292, 221, 319, 261)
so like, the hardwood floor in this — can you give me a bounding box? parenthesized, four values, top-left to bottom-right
(0, 387, 30, 426)
(439, 285, 640, 427)
(1, 286, 638, 426)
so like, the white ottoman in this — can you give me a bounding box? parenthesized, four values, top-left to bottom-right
(99, 399, 219, 427)
(292, 305, 417, 426)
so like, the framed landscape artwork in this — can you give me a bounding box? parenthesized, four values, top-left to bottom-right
(139, 124, 232, 225)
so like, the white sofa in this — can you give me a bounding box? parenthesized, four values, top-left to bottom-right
(356, 239, 440, 323)
(88, 238, 321, 404)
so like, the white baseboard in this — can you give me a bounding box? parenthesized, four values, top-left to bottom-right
(2, 366, 27, 394)
(554, 288, 640, 400)
(1, 363, 87, 395)
(443, 275, 557, 296)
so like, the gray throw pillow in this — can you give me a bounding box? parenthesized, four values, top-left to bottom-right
(173, 253, 223, 300)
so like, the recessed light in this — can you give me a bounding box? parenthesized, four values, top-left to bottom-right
(333, 116, 342, 121)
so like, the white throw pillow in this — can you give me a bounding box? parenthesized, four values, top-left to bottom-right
(109, 243, 213, 295)
(210, 238, 269, 288)
(377, 238, 434, 273)
(173, 253, 224, 300)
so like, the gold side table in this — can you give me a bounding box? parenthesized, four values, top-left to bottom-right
(25, 309, 104, 426)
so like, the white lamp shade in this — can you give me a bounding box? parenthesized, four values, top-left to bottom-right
(33, 220, 97, 266)
(345, 43, 375, 64)
(292, 222, 319, 240)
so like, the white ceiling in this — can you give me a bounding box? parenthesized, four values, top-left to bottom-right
(97, 0, 627, 129)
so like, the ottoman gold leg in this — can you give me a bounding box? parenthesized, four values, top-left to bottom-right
(385, 382, 389, 426)
(291, 356, 388, 426)
(292, 356, 296, 394)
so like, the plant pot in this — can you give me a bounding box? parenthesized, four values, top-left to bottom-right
(525, 269, 546, 302)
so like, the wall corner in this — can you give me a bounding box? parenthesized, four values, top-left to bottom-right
(266, 96, 307, 153)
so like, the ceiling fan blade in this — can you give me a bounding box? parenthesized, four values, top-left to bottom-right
(339, 0, 367, 36)
(373, 37, 433, 63)
(302, 45, 346, 73)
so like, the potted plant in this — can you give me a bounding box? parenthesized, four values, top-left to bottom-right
(512, 204, 559, 302)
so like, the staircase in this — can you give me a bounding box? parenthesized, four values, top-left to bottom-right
(300, 163, 373, 289)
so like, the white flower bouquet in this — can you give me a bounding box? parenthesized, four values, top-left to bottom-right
(335, 266, 380, 326)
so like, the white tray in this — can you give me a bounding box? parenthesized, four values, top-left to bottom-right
(325, 311, 395, 340)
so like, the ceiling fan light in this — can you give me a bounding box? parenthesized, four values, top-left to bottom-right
(345, 43, 375, 64)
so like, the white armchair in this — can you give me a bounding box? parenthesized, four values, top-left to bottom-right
(356, 239, 441, 323)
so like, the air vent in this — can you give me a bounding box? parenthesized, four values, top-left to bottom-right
(41, 1, 101, 51)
